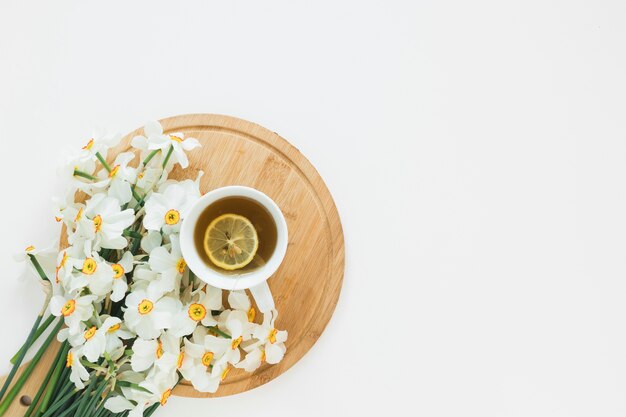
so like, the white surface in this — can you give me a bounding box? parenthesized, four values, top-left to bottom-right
(1, 1, 626, 416)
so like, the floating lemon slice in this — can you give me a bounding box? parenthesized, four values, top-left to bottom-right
(204, 214, 259, 271)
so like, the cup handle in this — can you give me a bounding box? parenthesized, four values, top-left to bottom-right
(249, 281, 275, 313)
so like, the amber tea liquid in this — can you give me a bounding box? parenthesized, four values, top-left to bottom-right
(193, 196, 278, 275)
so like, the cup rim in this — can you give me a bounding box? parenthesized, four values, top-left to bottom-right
(180, 186, 288, 290)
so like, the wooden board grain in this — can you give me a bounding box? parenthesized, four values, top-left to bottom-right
(1, 114, 344, 410)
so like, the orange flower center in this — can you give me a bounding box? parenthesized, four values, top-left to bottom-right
(187, 303, 206, 321)
(268, 328, 278, 344)
(82, 139, 94, 150)
(156, 340, 164, 359)
(164, 209, 180, 226)
(93, 215, 103, 233)
(74, 208, 84, 222)
(108, 323, 121, 333)
(221, 366, 231, 381)
(201, 352, 214, 367)
(82, 258, 97, 275)
(61, 300, 76, 317)
(84, 326, 97, 340)
(169, 135, 183, 143)
(138, 299, 154, 315)
(247, 307, 256, 323)
(176, 258, 186, 274)
(108, 165, 120, 178)
(111, 264, 124, 279)
(66, 351, 73, 368)
(176, 352, 185, 369)
(231, 336, 243, 350)
(25, 245, 35, 252)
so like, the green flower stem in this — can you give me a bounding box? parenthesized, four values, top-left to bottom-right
(83, 378, 108, 415)
(51, 400, 79, 417)
(74, 375, 98, 417)
(73, 169, 96, 181)
(28, 254, 51, 282)
(131, 188, 143, 204)
(144, 403, 160, 416)
(39, 384, 77, 417)
(95, 152, 111, 172)
(162, 145, 174, 168)
(37, 343, 70, 415)
(10, 314, 56, 364)
(209, 326, 232, 339)
(0, 320, 63, 416)
(0, 315, 43, 402)
(47, 366, 70, 408)
(122, 229, 143, 239)
(143, 149, 159, 166)
(22, 341, 65, 417)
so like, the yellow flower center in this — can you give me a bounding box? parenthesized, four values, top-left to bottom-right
(25, 245, 35, 252)
(83, 139, 94, 150)
(170, 135, 183, 143)
(160, 388, 172, 406)
(108, 323, 121, 333)
(66, 351, 73, 368)
(231, 336, 243, 350)
(61, 300, 76, 317)
(55, 216, 62, 223)
(247, 307, 256, 323)
(138, 299, 154, 315)
(176, 352, 185, 369)
(261, 349, 266, 363)
(84, 326, 97, 340)
(221, 366, 231, 381)
(111, 264, 124, 279)
(93, 215, 103, 233)
(268, 328, 278, 344)
(187, 303, 206, 321)
(138, 171, 145, 180)
(156, 340, 164, 359)
(108, 165, 120, 178)
(164, 209, 180, 226)
(82, 258, 97, 275)
(74, 208, 84, 222)
(201, 352, 214, 367)
(176, 258, 186, 274)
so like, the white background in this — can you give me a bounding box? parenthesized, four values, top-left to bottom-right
(1, 1, 625, 416)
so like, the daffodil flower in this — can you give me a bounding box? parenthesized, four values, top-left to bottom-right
(246, 314, 288, 366)
(13, 241, 58, 282)
(93, 152, 138, 204)
(124, 287, 182, 339)
(169, 286, 222, 337)
(148, 234, 187, 287)
(66, 346, 90, 389)
(50, 293, 98, 334)
(109, 251, 134, 302)
(131, 121, 200, 169)
(57, 153, 97, 192)
(143, 183, 198, 234)
(79, 130, 122, 163)
(228, 290, 257, 323)
(64, 254, 115, 298)
(74, 193, 135, 250)
(67, 316, 122, 362)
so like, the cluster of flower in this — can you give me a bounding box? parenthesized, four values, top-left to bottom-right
(18, 121, 287, 416)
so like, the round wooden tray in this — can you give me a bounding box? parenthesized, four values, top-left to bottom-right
(1, 114, 344, 409)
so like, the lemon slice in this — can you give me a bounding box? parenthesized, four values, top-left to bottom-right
(204, 214, 259, 270)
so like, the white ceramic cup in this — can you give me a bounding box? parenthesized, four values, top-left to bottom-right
(180, 186, 288, 313)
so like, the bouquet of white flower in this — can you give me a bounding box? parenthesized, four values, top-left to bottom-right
(1, 121, 287, 417)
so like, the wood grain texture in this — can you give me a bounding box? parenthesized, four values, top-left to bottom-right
(0, 114, 344, 411)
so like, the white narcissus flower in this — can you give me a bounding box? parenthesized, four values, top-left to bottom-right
(248, 314, 288, 365)
(64, 254, 114, 298)
(143, 183, 199, 234)
(73, 193, 135, 250)
(109, 251, 134, 302)
(179, 328, 234, 393)
(170, 286, 221, 337)
(50, 293, 98, 333)
(13, 242, 58, 282)
(130, 337, 161, 372)
(94, 152, 138, 204)
(68, 316, 122, 362)
(131, 121, 200, 169)
(104, 320, 135, 359)
(79, 130, 122, 162)
(66, 347, 90, 389)
(124, 287, 182, 339)
(57, 153, 97, 192)
(148, 234, 186, 290)
(228, 290, 257, 323)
